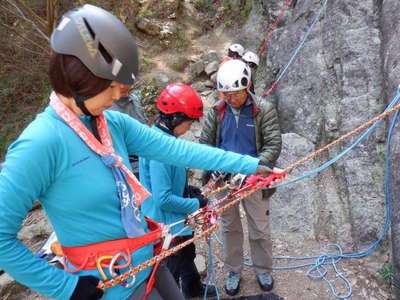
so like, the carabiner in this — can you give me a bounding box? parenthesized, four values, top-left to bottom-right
(109, 252, 136, 288)
(96, 255, 113, 281)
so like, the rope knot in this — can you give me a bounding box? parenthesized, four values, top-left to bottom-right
(101, 154, 119, 167)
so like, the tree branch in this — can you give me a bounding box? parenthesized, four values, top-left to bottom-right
(0, 21, 50, 54)
(46, 0, 57, 36)
(6, 0, 50, 41)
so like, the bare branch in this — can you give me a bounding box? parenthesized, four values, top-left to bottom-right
(0, 4, 49, 42)
(13, 42, 44, 56)
(6, 0, 50, 41)
(0, 21, 50, 54)
(0, 4, 27, 21)
(11, 0, 48, 31)
(46, 0, 57, 36)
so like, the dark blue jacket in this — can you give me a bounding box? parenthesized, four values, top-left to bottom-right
(219, 99, 257, 157)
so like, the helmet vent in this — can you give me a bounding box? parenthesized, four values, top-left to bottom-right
(99, 42, 113, 64)
(83, 18, 96, 40)
(234, 80, 239, 88)
(243, 68, 249, 76)
(241, 77, 248, 87)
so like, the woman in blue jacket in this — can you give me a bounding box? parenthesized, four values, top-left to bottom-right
(140, 83, 216, 298)
(0, 5, 278, 300)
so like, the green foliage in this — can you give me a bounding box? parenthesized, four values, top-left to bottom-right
(224, 20, 234, 28)
(167, 56, 190, 72)
(174, 28, 190, 50)
(378, 263, 394, 285)
(139, 57, 156, 73)
(138, 6, 157, 19)
(0, 74, 16, 97)
(138, 77, 163, 123)
(0, 71, 49, 160)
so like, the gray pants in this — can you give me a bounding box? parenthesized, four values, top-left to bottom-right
(128, 263, 185, 300)
(221, 190, 272, 274)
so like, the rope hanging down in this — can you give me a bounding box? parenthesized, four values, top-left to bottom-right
(97, 90, 400, 292)
(257, 0, 294, 57)
(263, 0, 329, 97)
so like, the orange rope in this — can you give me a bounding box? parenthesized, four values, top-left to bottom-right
(97, 103, 400, 290)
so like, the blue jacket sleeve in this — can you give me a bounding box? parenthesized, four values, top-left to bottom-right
(120, 114, 260, 174)
(0, 123, 77, 299)
(149, 161, 199, 214)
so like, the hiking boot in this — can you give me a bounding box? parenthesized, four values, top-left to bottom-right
(183, 283, 217, 298)
(256, 273, 274, 291)
(224, 272, 241, 296)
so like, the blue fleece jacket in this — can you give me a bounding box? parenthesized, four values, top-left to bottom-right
(220, 99, 257, 157)
(140, 127, 199, 236)
(0, 103, 259, 300)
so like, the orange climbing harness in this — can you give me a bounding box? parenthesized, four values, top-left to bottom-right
(61, 218, 164, 298)
(61, 218, 162, 272)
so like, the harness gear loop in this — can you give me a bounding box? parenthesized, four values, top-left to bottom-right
(62, 253, 91, 273)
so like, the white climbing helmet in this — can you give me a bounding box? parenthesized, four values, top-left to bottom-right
(217, 59, 251, 92)
(242, 51, 260, 67)
(228, 43, 245, 57)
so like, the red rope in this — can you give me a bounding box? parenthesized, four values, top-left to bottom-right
(263, 81, 279, 97)
(257, 0, 294, 57)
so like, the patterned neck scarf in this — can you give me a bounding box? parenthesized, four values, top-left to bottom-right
(50, 92, 151, 238)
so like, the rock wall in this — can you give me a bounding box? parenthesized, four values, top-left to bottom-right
(382, 0, 400, 297)
(235, 0, 399, 249)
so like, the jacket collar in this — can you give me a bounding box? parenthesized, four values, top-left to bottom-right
(214, 93, 260, 119)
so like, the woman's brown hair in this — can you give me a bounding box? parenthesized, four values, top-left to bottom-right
(48, 52, 111, 98)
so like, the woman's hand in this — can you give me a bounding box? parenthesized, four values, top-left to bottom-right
(255, 164, 286, 185)
(270, 167, 286, 185)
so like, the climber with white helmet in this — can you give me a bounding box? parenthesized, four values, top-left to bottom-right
(242, 50, 260, 94)
(221, 43, 245, 65)
(200, 59, 283, 296)
(242, 51, 260, 70)
(0, 5, 282, 300)
(228, 43, 245, 59)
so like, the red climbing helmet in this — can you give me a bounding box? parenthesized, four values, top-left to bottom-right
(157, 83, 204, 119)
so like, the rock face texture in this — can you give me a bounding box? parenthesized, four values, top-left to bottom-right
(237, 0, 399, 252)
(382, 0, 400, 297)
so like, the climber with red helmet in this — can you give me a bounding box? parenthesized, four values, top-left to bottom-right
(140, 83, 217, 299)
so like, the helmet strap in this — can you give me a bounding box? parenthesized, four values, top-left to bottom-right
(157, 112, 192, 132)
(59, 55, 95, 117)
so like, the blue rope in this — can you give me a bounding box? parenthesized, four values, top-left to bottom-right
(204, 236, 221, 300)
(274, 89, 400, 189)
(274, 0, 329, 85)
(271, 105, 399, 299)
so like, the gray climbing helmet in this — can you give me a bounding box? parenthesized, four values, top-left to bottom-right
(51, 4, 138, 85)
